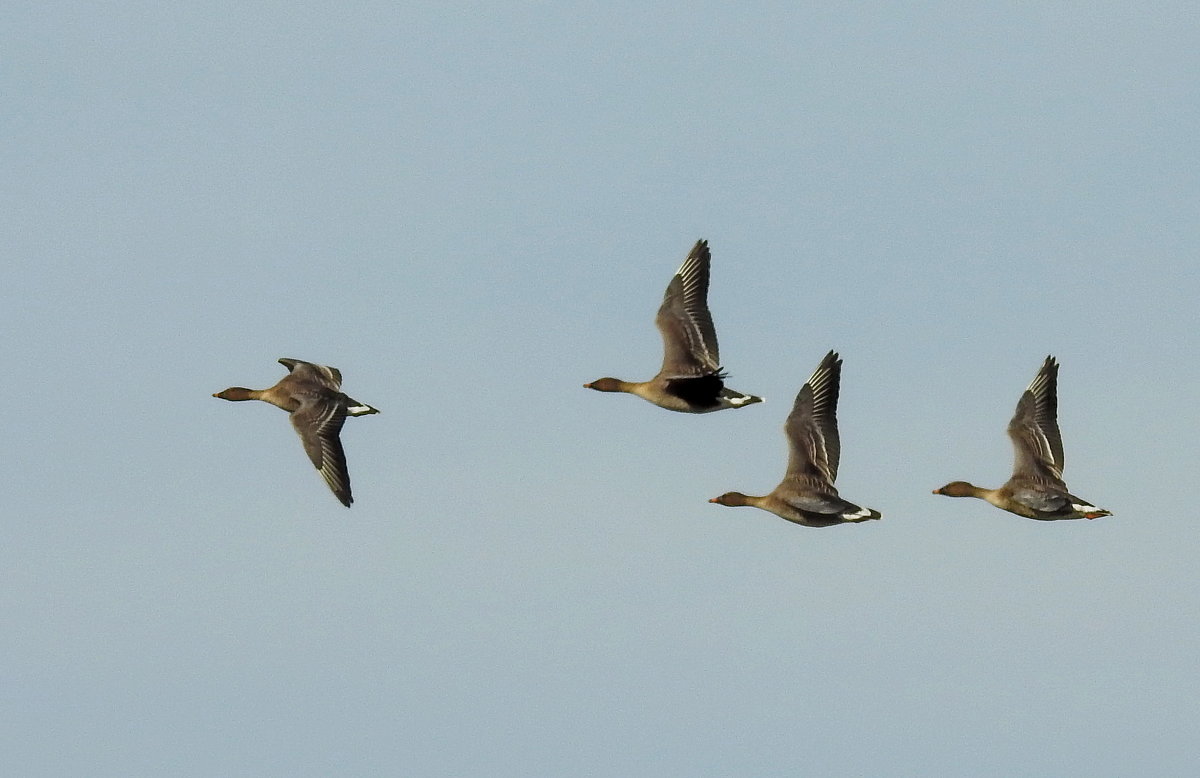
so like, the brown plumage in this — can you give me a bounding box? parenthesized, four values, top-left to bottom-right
(584, 239, 762, 413)
(709, 351, 881, 527)
(933, 356, 1111, 520)
(213, 358, 379, 507)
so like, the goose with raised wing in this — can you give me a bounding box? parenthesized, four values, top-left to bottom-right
(709, 351, 880, 527)
(933, 356, 1111, 520)
(584, 239, 762, 413)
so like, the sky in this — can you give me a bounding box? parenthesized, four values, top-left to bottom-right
(3, 2, 1199, 775)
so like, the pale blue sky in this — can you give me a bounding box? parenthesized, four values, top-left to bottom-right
(4, 2, 1198, 775)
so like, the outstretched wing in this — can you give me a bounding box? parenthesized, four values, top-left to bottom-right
(654, 240, 720, 377)
(290, 392, 353, 507)
(1007, 356, 1065, 484)
(784, 351, 842, 486)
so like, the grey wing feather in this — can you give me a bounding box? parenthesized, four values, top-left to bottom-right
(1027, 356, 1063, 470)
(1007, 356, 1065, 482)
(278, 358, 343, 388)
(1009, 481, 1070, 513)
(779, 489, 842, 514)
(654, 240, 720, 376)
(784, 351, 842, 485)
(290, 394, 353, 507)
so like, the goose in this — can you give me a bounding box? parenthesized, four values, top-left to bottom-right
(585, 239, 762, 413)
(709, 351, 880, 526)
(933, 356, 1111, 520)
(213, 358, 379, 507)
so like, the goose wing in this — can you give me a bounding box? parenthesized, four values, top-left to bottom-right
(279, 358, 343, 389)
(654, 240, 720, 377)
(290, 391, 353, 507)
(784, 351, 842, 486)
(1007, 356, 1065, 484)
